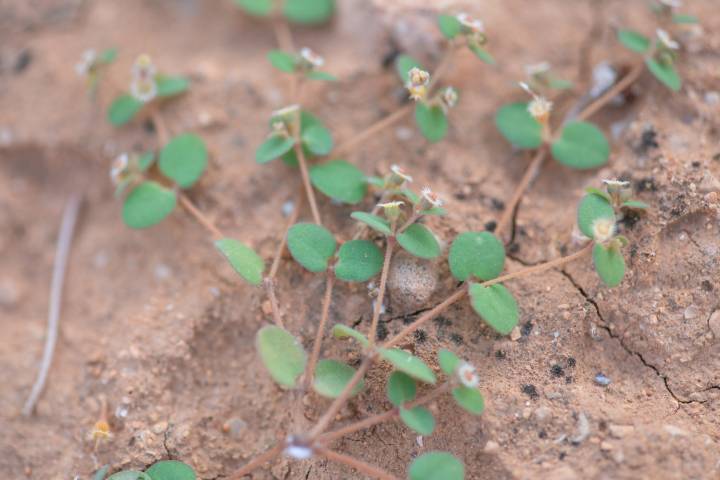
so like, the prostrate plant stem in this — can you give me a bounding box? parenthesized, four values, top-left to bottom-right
(293, 111, 323, 225)
(304, 272, 335, 389)
(575, 61, 644, 121)
(315, 446, 402, 480)
(368, 236, 395, 346)
(228, 444, 284, 480)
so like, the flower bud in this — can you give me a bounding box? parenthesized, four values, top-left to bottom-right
(440, 87, 459, 110)
(457, 361, 480, 388)
(387, 164, 413, 187)
(591, 217, 616, 243)
(419, 187, 443, 211)
(406, 67, 430, 102)
(603, 179, 632, 204)
(456, 13, 487, 45)
(110, 153, 130, 186)
(378, 201, 404, 222)
(520, 82, 552, 123)
(130, 54, 158, 102)
(75, 49, 97, 77)
(656, 28, 679, 51)
(299, 47, 324, 69)
(284, 435, 313, 460)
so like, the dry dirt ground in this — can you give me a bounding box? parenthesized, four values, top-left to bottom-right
(1, 0, 719, 479)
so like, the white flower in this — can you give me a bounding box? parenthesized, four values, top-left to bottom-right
(131, 54, 157, 81)
(441, 87, 459, 109)
(421, 187, 443, 207)
(659, 0, 682, 9)
(75, 49, 97, 77)
(525, 61, 551, 78)
(391, 165, 413, 183)
(656, 29, 679, 50)
(300, 47, 324, 68)
(110, 153, 129, 185)
(456, 13, 484, 34)
(520, 82, 552, 121)
(130, 77, 157, 103)
(406, 67, 430, 101)
(591, 217, 616, 243)
(457, 362, 480, 388)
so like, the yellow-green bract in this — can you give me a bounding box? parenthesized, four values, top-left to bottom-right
(387, 371, 416, 406)
(378, 348, 436, 384)
(159, 133, 208, 188)
(399, 406, 435, 435)
(397, 224, 441, 259)
(495, 102, 542, 149)
(310, 160, 367, 204)
(334, 240, 383, 282)
(577, 193, 615, 239)
(551, 121, 609, 170)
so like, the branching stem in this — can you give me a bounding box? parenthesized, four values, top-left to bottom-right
(305, 273, 335, 389)
(294, 136, 322, 225)
(316, 446, 402, 480)
(228, 444, 283, 480)
(178, 193, 224, 240)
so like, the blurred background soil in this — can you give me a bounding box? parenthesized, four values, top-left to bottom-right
(1, 0, 719, 478)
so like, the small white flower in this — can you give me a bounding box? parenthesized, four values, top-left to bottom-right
(520, 82, 553, 121)
(457, 362, 480, 388)
(391, 165, 413, 183)
(441, 87, 459, 109)
(659, 0, 682, 9)
(525, 61, 551, 78)
(456, 13, 484, 34)
(591, 217, 616, 243)
(656, 29, 679, 50)
(131, 54, 157, 81)
(406, 67, 430, 101)
(75, 49, 97, 77)
(300, 47, 324, 68)
(421, 187, 443, 207)
(110, 153, 129, 185)
(130, 77, 158, 103)
(602, 179, 630, 191)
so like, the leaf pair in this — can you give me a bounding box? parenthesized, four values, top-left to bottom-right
(577, 193, 626, 287)
(495, 104, 610, 169)
(103, 461, 195, 480)
(256, 110, 333, 165)
(234, 0, 334, 25)
(616, 29, 681, 91)
(437, 350, 485, 415)
(409, 452, 465, 480)
(436, 14, 495, 64)
(108, 75, 190, 126)
(387, 371, 435, 435)
(267, 50, 337, 81)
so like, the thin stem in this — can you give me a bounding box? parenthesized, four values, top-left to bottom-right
(228, 444, 283, 480)
(352, 191, 390, 240)
(397, 211, 420, 234)
(263, 278, 285, 328)
(23, 194, 82, 416)
(495, 147, 547, 240)
(305, 273, 335, 389)
(576, 62, 644, 122)
(271, 14, 294, 52)
(368, 237, 394, 346)
(178, 192, 224, 240)
(294, 141, 322, 225)
(316, 446, 402, 480)
(334, 105, 413, 157)
(269, 192, 302, 279)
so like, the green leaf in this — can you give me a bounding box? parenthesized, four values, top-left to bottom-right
(334, 240, 383, 282)
(401, 188, 420, 205)
(437, 14, 461, 39)
(137, 151, 155, 171)
(593, 243, 625, 287)
(378, 348, 436, 384)
(332, 324, 369, 347)
(409, 452, 464, 480)
(415, 103, 448, 143)
(577, 193, 615, 239)
(438, 349, 460, 376)
(146, 461, 196, 480)
(313, 359, 364, 398)
(551, 121, 609, 170)
(310, 160, 367, 204)
(287, 223, 337, 273)
(367, 176, 384, 188)
(396, 54, 423, 83)
(283, 0, 335, 24)
(122, 181, 176, 229)
(548, 77, 573, 90)
(468, 43, 495, 64)
(350, 212, 392, 235)
(215, 238, 265, 286)
(400, 406, 435, 435)
(256, 325, 306, 388)
(306, 71, 337, 81)
(421, 207, 447, 216)
(673, 13, 699, 24)
(495, 102, 542, 149)
(452, 386, 485, 415)
(267, 50, 297, 73)
(98, 48, 117, 64)
(301, 124, 333, 155)
(156, 75, 190, 97)
(645, 58, 681, 92)
(387, 371, 416, 406)
(469, 283, 519, 335)
(397, 224, 440, 259)
(256, 136, 296, 164)
(233, 0, 272, 16)
(107, 473, 151, 480)
(159, 133, 208, 188)
(94, 466, 110, 480)
(617, 29, 651, 53)
(622, 200, 649, 210)
(448, 232, 505, 282)
(108, 94, 143, 126)
(585, 187, 612, 204)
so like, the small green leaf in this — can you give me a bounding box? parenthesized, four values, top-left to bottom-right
(267, 50, 297, 73)
(302, 124, 333, 155)
(577, 193, 615, 239)
(437, 14, 461, 39)
(622, 200, 649, 210)
(332, 324, 369, 347)
(313, 359, 364, 398)
(306, 70, 337, 81)
(469, 283, 519, 335)
(421, 207, 447, 216)
(585, 187, 612, 204)
(645, 58, 681, 92)
(137, 151, 155, 171)
(107, 473, 151, 480)
(350, 212, 392, 235)
(551, 121, 609, 170)
(400, 406, 435, 435)
(256, 325, 306, 388)
(98, 48, 117, 64)
(256, 136, 296, 164)
(367, 176, 384, 188)
(283, 0, 334, 24)
(310, 160, 367, 204)
(548, 77, 573, 90)
(409, 452, 464, 480)
(397, 224, 440, 259)
(387, 371, 416, 406)
(287, 223, 337, 273)
(452, 386, 485, 415)
(215, 238, 264, 286)
(334, 240, 383, 282)
(378, 348, 436, 384)
(617, 29, 651, 53)
(673, 13, 698, 24)
(94, 466, 110, 480)
(448, 232, 505, 282)
(108, 94, 143, 126)
(122, 181, 176, 229)
(396, 54, 423, 83)
(495, 102, 542, 149)
(146, 461, 196, 480)
(159, 133, 208, 188)
(438, 349, 460, 376)
(401, 188, 420, 205)
(415, 103, 448, 143)
(156, 75, 190, 97)
(468, 43, 495, 64)
(234, 0, 272, 16)
(593, 243, 625, 287)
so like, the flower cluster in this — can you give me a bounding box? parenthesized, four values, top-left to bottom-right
(456, 12, 486, 46)
(130, 54, 158, 103)
(519, 82, 552, 123)
(406, 67, 430, 101)
(299, 47, 324, 70)
(75, 49, 98, 77)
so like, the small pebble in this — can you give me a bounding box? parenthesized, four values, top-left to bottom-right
(594, 373, 611, 386)
(608, 424, 634, 438)
(483, 440, 500, 453)
(683, 305, 699, 320)
(509, 326, 521, 341)
(708, 310, 720, 338)
(281, 201, 295, 217)
(154, 263, 172, 280)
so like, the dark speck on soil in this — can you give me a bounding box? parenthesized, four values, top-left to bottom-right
(508, 243, 520, 254)
(566, 357, 576, 368)
(637, 177, 657, 192)
(691, 161, 701, 168)
(565, 376, 574, 384)
(551, 364, 565, 378)
(618, 210, 641, 229)
(638, 127, 659, 154)
(522, 384, 539, 399)
(449, 333, 463, 345)
(701, 280, 713, 292)
(491, 198, 505, 210)
(495, 350, 506, 360)
(433, 316, 452, 327)
(559, 452, 567, 461)
(376, 322, 388, 341)
(484, 220, 497, 232)
(539, 430, 547, 439)
(521, 322, 534, 337)
(414, 329, 427, 343)
(14, 49, 32, 73)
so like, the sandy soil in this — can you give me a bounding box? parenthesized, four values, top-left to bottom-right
(1, 0, 719, 479)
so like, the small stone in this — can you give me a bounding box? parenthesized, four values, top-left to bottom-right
(483, 440, 500, 453)
(608, 424, 634, 438)
(663, 424, 688, 436)
(387, 252, 438, 311)
(224, 418, 247, 439)
(683, 305, 700, 320)
(509, 326, 521, 341)
(154, 263, 172, 280)
(396, 126, 413, 141)
(261, 300, 273, 315)
(594, 373, 611, 386)
(522, 407, 532, 419)
(152, 421, 168, 434)
(708, 310, 720, 338)
(600, 441, 613, 451)
(534, 406, 552, 423)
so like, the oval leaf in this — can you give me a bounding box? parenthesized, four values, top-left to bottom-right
(283, 0, 334, 24)
(437, 14, 461, 39)
(397, 224, 440, 259)
(452, 386, 485, 415)
(313, 359, 364, 398)
(577, 193, 615, 239)
(215, 238, 264, 286)
(108, 94, 143, 126)
(350, 212, 391, 235)
(332, 324, 369, 347)
(234, 0, 272, 16)
(156, 75, 190, 98)
(469, 283, 519, 335)
(145, 461, 196, 480)
(645, 58, 681, 92)
(122, 181, 176, 229)
(415, 103, 448, 143)
(287, 223, 337, 273)
(256, 325, 306, 388)
(310, 160, 367, 204)
(468, 43, 495, 65)
(551, 121, 609, 170)
(302, 124, 333, 155)
(334, 240, 383, 282)
(495, 102, 542, 149)
(396, 54, 423, 83)
(617, 29, 650, 53)
(448, 232, 505, 282)
(306, 71, 337, 81)
(256, 136, 296, 164)
(159, 133, 208, 188)
(438, 349, 460, 376)
(593, 243, 625, 287)
(409, 452, 464, 480)
(267, 50, 297, 73)
(378, 348, 436, 384)
(387, 371, 416, 406)
(400, 406, 435, 435)
(107, 472, 151, 480)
